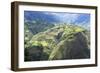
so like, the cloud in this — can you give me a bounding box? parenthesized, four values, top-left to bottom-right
(76, 20, 90, 30)
(43, 12, 80, 24)
(57, 13, 79, 24)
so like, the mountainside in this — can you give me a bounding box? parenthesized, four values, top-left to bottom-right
(24, 24, 90, 61)
(25, 20, 54, 35)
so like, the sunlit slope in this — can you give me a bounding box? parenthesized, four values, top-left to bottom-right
(25, 24, 90, 61)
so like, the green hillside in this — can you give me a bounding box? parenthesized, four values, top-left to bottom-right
(24, 24, 90, 61)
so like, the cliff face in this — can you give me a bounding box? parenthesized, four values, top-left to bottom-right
(49, 32, 90, 60)
(24, 25, 90, 61)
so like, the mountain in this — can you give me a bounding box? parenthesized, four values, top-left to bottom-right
(25, 20, 54, 35)
(24, 11, 60, 24)
(24, 11, 90, 30)
(24, 24, 90, 61)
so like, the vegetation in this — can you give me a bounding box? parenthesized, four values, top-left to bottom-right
(24, 22, 90, 61)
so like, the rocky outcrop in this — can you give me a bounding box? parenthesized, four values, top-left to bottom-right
(49, 32, 90, 60)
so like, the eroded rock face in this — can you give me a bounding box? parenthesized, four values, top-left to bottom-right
(65, 32, 90, 59)
(49, 32, 90, 60)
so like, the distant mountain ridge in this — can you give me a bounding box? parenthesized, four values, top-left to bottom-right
(24, 11, 90, 30)
(24, 11, 60, 24)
